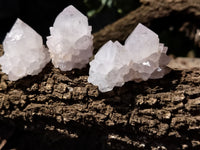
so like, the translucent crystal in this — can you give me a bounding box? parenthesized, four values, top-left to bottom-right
(88, 23, 170, 92)
(88, 41, 130, 92)
(124, 24, 170, 82)
(0, 18, 50, 81)
(47, 5, 93, 71)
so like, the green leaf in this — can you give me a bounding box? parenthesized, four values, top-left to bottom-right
(117, 8, 123, 14)
(107, 0, 113, 8)
(87, 10, 97, 18)
(101, 0, 107, 5)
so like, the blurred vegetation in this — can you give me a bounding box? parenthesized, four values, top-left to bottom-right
(84, 0, 141, 32)
(84, 0, 140, 18)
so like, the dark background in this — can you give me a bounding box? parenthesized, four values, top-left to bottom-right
(0, 0, 140, 43)
(0, 0, 87, 42)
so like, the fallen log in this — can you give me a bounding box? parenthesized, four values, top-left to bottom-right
(1, 44, 200, 149)
(1, 0, 200, 149)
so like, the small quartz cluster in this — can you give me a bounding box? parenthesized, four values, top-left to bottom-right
(88, 23, 171, 92)
(47, 5, 93, 71)
(0, 19, 50, 81)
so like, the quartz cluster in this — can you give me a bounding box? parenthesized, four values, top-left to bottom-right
(0, 5, 93, 81)
(0, 19, 50, 81)
(88, 23, 171, 92)
(47, 5, 93, 71)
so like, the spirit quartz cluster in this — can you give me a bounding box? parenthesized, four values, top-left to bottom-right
(88, 23, 171, 92)
(47, 5, 93, 71)
(0, 5, 170, 92)
(0, 19, 50, 81)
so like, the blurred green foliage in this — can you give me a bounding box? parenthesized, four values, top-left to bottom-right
(84, 0, 141, 18)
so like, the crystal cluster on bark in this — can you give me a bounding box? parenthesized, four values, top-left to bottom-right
(88, 23, 171, 92)
(0, 19, 50, 81)
(47, 5, 93, 71)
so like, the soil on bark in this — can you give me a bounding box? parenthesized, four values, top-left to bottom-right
(1, 0, 200, 150)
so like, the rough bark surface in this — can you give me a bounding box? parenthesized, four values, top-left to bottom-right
(1, 0, 200, 150)
(1, 49, 200, 150)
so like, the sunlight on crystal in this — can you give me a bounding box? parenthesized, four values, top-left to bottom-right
(142, 61, 151, 67)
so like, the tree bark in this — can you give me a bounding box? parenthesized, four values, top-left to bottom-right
(0, 46, 200, 149)
(1, 0, 200, 150)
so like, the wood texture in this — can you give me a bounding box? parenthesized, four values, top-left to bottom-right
(1, 0, 200, 149)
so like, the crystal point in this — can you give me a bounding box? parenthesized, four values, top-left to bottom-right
(88, 23, 171, 92)
(125, 23, 160, 61)
(0, 18, 50, 81)
(47, 5, 93, 71)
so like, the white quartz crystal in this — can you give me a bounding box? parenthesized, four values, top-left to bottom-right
(88, 41, 131, 92)
(88, 23, 170, 92)
(0, 18, 50, 81)
(47, 5, 93, 71)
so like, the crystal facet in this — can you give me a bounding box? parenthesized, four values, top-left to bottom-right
(88, 23, 171, 92)
(0, 18, 50, 81)
(47, 5, 93, 71)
